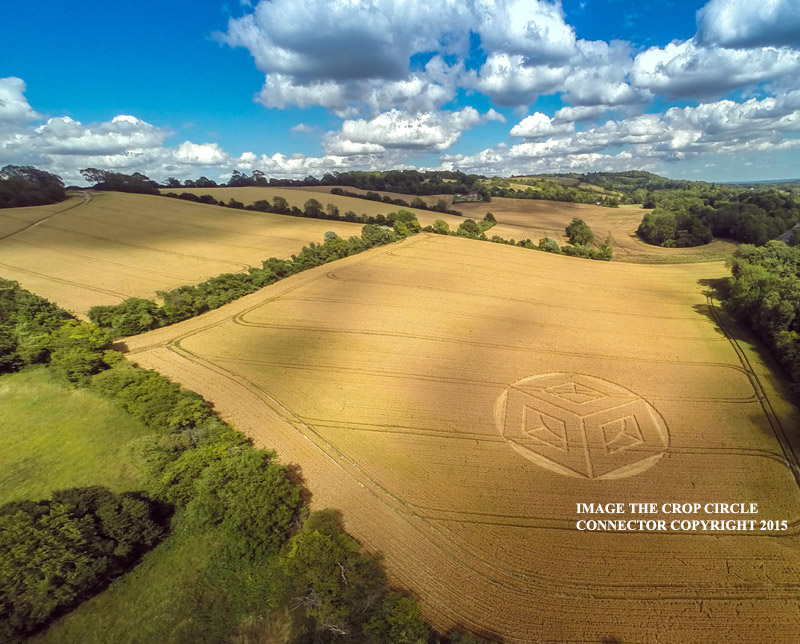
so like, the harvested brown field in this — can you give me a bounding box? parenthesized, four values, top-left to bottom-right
(0, 191, 363, 316)
(124, 233, 800, 643)
(173, 186, 738, 263)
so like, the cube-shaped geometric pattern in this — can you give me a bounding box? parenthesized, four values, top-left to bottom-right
(496, 372, 669, 479)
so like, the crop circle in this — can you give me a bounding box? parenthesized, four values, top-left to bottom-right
(495, 372, 669, 479)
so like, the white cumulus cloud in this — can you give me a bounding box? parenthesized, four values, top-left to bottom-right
(632, 40, 800, 100)
(324, 107, 503, 155)
(0, 77, 40, 127)
(440, 90, 800, 175)
(696, 0, 800, 48)
(510, 112, 574, 139)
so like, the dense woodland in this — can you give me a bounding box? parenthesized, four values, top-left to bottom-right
(1, 279, 495, 644)
(1, 487, 167, 639)
(724, 242, 800, 391)
(0, 166, 66, 208)
(638, 189, 800, 246)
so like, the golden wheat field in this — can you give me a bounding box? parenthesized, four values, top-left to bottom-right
(124, 233, 800, 643)
(172, 186, 738, 263)
(0, 191, 364, 316)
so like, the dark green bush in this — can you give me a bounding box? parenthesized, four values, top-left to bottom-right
(0, 487, 166, 640)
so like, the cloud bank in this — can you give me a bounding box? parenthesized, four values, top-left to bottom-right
(2, 0, 800, 181)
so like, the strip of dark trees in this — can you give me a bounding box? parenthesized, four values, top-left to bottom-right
(164, 190, 434, 227)
(80, 168, 160, 195)
(488, 181, 619, 206)
(330, 186, 466, 215)
(225, 168, 486, 196)
(0, 165, 66, 208)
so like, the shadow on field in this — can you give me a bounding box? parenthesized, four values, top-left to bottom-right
(694, 277, 800, 448)
(695, 276, 792, 394)
(601, 637, 623, 644)
(691, 277, 731, 338)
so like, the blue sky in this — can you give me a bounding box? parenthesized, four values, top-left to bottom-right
(1, 0, 799, 182)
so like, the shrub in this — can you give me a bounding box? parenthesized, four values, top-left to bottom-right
(433, 219, 450, 234)
(188, 450, 302, 558)
(565, 218, 595, 245)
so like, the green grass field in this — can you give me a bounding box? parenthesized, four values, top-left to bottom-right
(0, 369, 151, 505)
(0, 368, 290, 644)
(33, 518, 292, 644)
(34, 528, 226, 644)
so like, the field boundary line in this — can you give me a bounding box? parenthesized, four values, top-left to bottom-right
(123, 234, 431, 354)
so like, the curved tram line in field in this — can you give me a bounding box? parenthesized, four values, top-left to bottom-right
(0, 190, 92, 240)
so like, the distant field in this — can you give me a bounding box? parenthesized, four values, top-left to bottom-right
(0, 369, 150, 505)
(0, 191, 364, 316)
(175, 186, 738, 263)
(453, 198, 739, 263)
(125, 234, 800, 643)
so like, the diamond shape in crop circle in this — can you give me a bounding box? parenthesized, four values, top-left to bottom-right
(495, 373, 669, 479)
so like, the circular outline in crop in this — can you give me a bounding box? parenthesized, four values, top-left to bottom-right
(495, 372, 670, 479)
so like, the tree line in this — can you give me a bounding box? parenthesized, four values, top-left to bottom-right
(1, 278, 496, 644)
(80, 168, 161, 195)
(427, 214, 613, 261)
(223, 168, 486, 196)
(330, 187, 467, 215)
(165, 189, 439, 227)
(486, 178, 620, 206)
